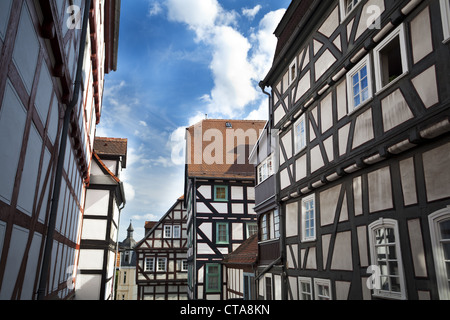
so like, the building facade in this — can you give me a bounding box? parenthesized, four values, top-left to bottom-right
(75, 137, 127, 300)
(116, 221, 137, 300)
(185, 119, 265, 300)
(0, 0, 120, 299)
(135, 196, 188, 300)
(258, 0, 450, 300)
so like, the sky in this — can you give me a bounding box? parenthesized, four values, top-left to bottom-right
(96, 0, 291, 242)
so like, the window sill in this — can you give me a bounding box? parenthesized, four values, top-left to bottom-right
(372, 292, 406, 300)
(375, 71, 409, 96)
(347, 96, 374, 116)
(301, 237, 316, 243)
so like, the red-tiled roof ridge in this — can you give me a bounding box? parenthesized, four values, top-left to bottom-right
(93, 152, 120, 183)
(94, 137, 128, 167)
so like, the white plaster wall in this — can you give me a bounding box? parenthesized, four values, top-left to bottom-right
(78, 249, 104, 270)
(81, 219, 107, 240)
(285, 201, 298, 238)
(84, 189, 109, 216)
(0, 81, 26, 204)
(75, 274, 101, 300)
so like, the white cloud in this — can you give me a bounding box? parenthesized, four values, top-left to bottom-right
(246, 99, 269, 121)
(131, 213, 159, 221)
(242, 5, 262, 20)
(148, 1, 163, 17)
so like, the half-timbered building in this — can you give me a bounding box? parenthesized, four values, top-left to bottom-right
(184, 119, 265, 300)
(0, 0, 120, 299)
(75, 137, 127, 300)
(135, 196, 188, 300)
(257, 0, 450, 300)
(222, 234, 258, 300)
(116, 221, 137, 300)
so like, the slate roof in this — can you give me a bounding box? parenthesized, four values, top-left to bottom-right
(222, 234, 258, 266)
(186, 119, 266, 179)
(94, 137, 128, 168)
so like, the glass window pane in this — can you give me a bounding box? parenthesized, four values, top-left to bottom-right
(360, 65, 367, 78)
(440, 220, 450, 239)
(352, 73, 359, 86)
(380, 276, 390, 291)
(442, 242, 450, 260)
(386, 228, 395, 244)
(391, 276, 401, 293)
(389, 261, 399, 276)
(361, 76, 368, 90)
(354, 95, 360, 107)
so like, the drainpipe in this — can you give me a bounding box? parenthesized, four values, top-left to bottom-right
(112, 182, 126, 300)
(37, 0, 92, 300)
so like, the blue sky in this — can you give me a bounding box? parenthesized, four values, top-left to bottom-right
(96, 0, 291, 241)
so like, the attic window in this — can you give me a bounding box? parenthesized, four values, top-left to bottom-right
(225, 122, 232, 128)
(289, 59, 297, 85)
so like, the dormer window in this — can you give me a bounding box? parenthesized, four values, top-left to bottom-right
(340, 0, 362, 21)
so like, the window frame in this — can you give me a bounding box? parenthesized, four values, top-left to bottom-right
(173, 225, 181, 238)
(368, 218, 407, 300)
(428, 206, 450, 300)
(301, 194, 316, 242)
(314, 278, 332, 300)
(205, 263, 221, 293)
(164, 225, 172, 238)
(339, 0, 362, 22)
(144, 257, 155, 272)
(373, 24, 409, 93)
(440, 0, 450, 42)
(346, 54, 373, 113)
(157, 257, 167, 272)
(260, 214, 269, 241)
(257, 154, 274, 184)
(246, 222, 258, 238)
(294, 114, 307, 154)
(214, 185, 228, 202)
(298, 277, 313, 300)
(216, 222, 229, 244)
(181, 260, 188, 272)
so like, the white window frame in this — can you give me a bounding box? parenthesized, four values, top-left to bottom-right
(173, 225, 181, 238)
(164, 225, 172, 238)
(157, 257, 167, 272)
(181, 260, 188, 272)
(428, 206, 450, 300)
(298, 277, 313, 300)
(144, 257, 155, 272)
(368, 218, 407, 300)
(440, 0, 450, 42)
(246, 222, 258, 238)
(257, 154, 273, 184)
(339, 0, 362, 22)
(301, 194, 316, 242)
(314, 278, 332, 300)
(289, 58, 297, 85)
(373, 24, 409, 93)
(346, 54, 373, 113)
(294, 114, 307, 154)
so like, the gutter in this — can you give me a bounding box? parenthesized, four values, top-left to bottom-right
(37, 0, 92, 300)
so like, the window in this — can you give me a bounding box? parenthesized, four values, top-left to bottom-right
(440, 0, 450, 41)
(273, 209, 280, 239)
(216, 223, 229, 244)
(368, 218, 406, 299)
(289, 59, 297, 85)
(260, 214, 269, 241)
(299, 277, 313, 300)
(157, 257, 167, 272)
(243, 273, 255, 300)
(181, 260, 188, 272)
(314, 278, 332, 300)
(373, 24, 408, 92)
(301, 195, 316, 242)
(123, 271, 127, 284)
(214, 185, 228, 201)
(173, 225, 181, 238)
(144, 257, 155, 272)
(257, 155, 273, 184)
(206, 264, 221, 293)
(339, 0, 362, 21)
(247, 223, 258, 237)
(265, 277, 272, 300)
(347, 55, 372, 112)
(124, 250, 130, 263)
(164, 225, 172, 238)
(428, 207, 450, 300)
(294, 115, 306, 154)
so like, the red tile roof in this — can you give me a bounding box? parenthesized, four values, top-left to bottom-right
(222, 234, 258, 266)
(94, 137, 128, 167)
(186, 119, 266, 179)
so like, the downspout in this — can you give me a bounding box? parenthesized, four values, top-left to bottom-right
(37, 0, 92, 300)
